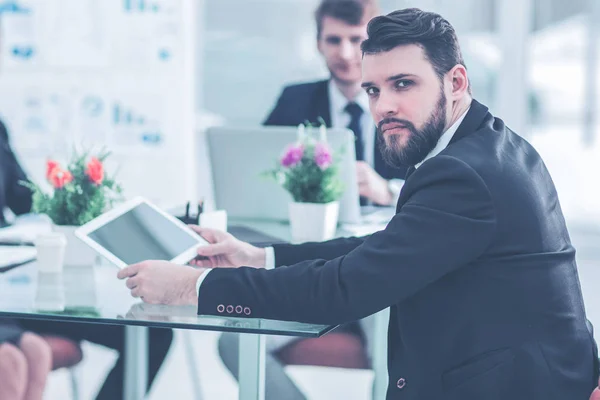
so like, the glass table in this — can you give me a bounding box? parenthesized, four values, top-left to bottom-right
(0, 260, 336, 400)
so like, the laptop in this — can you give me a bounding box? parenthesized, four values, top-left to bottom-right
(206, 126, 395, 225)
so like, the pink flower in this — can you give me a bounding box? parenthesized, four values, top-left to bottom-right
(314, 143, 332, 169)
(281, 145, 304, 167)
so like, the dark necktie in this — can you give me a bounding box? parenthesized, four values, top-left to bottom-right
(344, 102, 364, 161)
(345, 102, 368, 205)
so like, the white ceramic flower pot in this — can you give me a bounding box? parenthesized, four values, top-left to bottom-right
(288, 201, 339, 243)
(53, 225, 98, 268)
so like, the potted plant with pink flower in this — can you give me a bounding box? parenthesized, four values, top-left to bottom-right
(264, 122, 345, 242)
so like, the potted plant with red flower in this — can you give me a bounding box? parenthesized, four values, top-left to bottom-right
(22, 149, 122, 267)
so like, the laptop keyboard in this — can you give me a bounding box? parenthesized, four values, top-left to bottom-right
(227, 225, 287, 247)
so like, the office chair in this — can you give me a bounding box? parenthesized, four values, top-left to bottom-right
(42, 335, 83, 399)
(278, 308, 389, 400)
(276, 332, 369, 369)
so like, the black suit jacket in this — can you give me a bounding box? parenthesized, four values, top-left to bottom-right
(0, 120, 32, 226)
(199, 100, 599, 399)
(263, 79, 408, 181)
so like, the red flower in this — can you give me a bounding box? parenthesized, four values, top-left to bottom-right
(48, 168, 73, 189)
(46, 160, 60, 180)
(86, 157, 104, 185)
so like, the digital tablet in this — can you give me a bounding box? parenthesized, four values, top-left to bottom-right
(75, 197, 208, 269)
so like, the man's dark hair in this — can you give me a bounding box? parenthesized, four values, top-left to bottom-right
(315, 0, 379, 39)
(361, 8, 470, 93)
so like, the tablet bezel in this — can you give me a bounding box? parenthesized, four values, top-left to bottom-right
(75, 196, 207, 269)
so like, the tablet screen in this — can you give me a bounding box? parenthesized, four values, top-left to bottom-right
(87, 202, 200, 264)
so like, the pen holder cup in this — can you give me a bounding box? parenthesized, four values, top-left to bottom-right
(198, 210, 228, 232)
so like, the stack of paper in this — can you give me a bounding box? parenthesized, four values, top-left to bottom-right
(0, 247, 37, 270)
(0, 214, 52, 244)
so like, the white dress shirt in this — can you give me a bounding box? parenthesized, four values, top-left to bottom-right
(196, 106, 471, 294)
(414, 107, 469, 169)
(328, 80, 375, 167)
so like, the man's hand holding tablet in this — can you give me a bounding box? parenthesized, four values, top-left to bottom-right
(118, 225, 268, 306)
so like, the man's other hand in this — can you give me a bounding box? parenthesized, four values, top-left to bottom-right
(188, 226, 266, 269)
(117, 261, 203, 305)
(356, 161, 393, 205)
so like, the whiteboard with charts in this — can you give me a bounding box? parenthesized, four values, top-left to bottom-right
(0, 0, 197, 208)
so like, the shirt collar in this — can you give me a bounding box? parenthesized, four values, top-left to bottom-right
(415, 107, 470, 169)
(328, 79, 370, 116)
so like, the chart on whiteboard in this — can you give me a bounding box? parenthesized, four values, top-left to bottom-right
(113, 0, 183, 68)
(0, 0, 40, 69)
(75, 92, 168, 149)
(0, 87, 72, 156)
(0, 0, 183, 69)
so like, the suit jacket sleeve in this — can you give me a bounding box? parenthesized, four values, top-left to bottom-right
(272, 237, 367, 267)
(0, 122, 32, 215)
(197, 156, 497, 324)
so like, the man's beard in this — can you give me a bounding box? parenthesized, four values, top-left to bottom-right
(377, 91, 448, 168)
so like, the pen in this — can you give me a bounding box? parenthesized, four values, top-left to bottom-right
(196, 198, 204, 224)
(0, 241, 34, 247)
(0, 258, 36, 273)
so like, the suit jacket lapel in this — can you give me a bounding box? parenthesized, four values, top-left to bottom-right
(449, 99, 490, 146)
(402, 100, 490, 184)
(309, 80, 332, 127)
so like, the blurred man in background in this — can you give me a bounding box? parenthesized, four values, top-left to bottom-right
(0, 120, 32, 227)
(264, 0, 408, 207)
